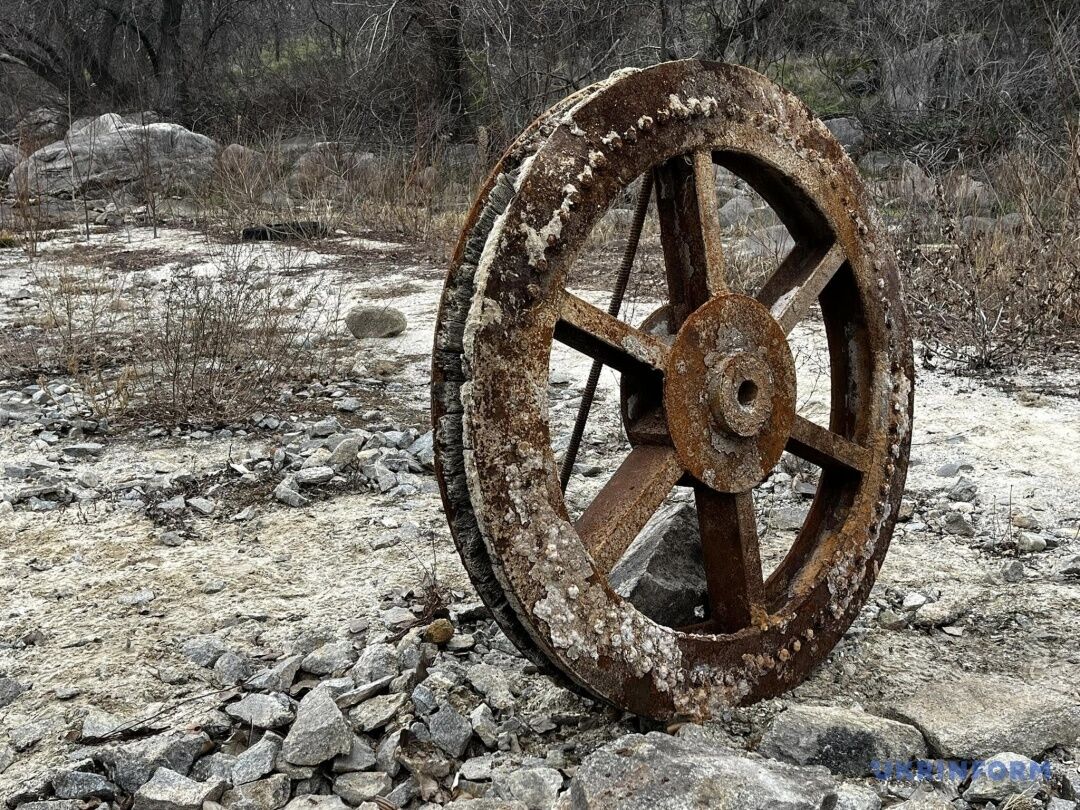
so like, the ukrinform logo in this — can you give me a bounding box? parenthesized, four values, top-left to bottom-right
(871, 759, 1053, 783)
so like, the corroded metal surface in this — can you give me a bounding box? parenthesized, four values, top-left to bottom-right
(432, 59, 914, 721)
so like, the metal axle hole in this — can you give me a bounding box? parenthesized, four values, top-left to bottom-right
(738, 379, 759, 407)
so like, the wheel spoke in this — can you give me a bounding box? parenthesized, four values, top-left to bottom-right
(696, 487, 765, 632)
(575, 445, 683, 575)
(759, 243, 847, 334)
(556, 292, 671, 375)
(654, 148, 726, 326)
(787, 414, 869, 473)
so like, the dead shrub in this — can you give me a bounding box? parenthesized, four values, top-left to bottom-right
(902, 125, 1080, 369)
(26, 242, 341, 425)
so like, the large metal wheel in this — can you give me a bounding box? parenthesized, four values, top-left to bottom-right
(432, 60, 913, 722)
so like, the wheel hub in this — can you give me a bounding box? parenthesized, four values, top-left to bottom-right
(664, 294, 796, 493)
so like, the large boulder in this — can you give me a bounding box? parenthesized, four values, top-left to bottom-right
(556, 731, 839, 809)
(287, 142, 379, 196)
(67, 110, 159, 139)
(9, 114, 219, 198)
(15, 107, 66, 146)
(823, 117, 865, 154)
(218, 143, 268, 185)
(0, 143, 20, 182)
(608, 500, 707, 627)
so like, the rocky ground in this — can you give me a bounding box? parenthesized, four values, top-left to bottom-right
(1, 218, 1079, 810)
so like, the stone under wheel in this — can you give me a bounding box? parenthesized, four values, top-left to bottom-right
(432, 59, 914, 721)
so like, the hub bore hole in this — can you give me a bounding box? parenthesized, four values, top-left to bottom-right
(737, 379, 759, 407)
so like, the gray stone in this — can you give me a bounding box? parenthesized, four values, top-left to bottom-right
(221, 773, 291, 809)
(890, 674, 1080, 758)
(1002, 559, 1025, 582)
(51, 768, 116, 799)
(349, 692, 408, 733)
(294, 466, 335, 486)
(214, 651, 253, 686)
(158, 494, 187, 517)
(0, 143, 20, 183)
(337, 675, 394, 709)
(833, 783, 881, 810)
(273, 476, 308, 507)
(64, 442, 105, 457)
(493, 767, 563, 810)
(11, 803, 83, 810)
(333, 734, 377, 773)
(769, 505, 809, 531)
(888, 787, 952, 810)
(333, 771, 392, 803)
(344, 306, 408, 339)
(133, 767, 225, 810)
(182, 634, 229, 667)
(352, 643, 399, 683)
(247, 654, 303, 692)
(328, 437, 364, 471)
(467, 664, 515, 712)
(943, 512, 975, 537)
(375, 729, 404, 777)
(947, 476, 978, 502)
(10, 120, 219, 199)
(226, 693, 295, 729)
(102, 731, 210, 793)
(0, 738, 14, 773)
(0, 675, 28, 707)
(824, 117, 865, 152)
(191, 752, 237, 782)
(964, 751, 1046, 802)
(429, 704, 473, 758)
(232, 732, 281, 784)
(563, 731, 837, 808)
(303, 639, 356, 675)
(187, 496, 215, 515)
(282, 685, 352, 766)
(470, 703, 498, 748)
(1017, 532, 1047, 553)
(609, 501, 707, 627)
(283, 796, 350, 810)
(759, 704, 927, 777)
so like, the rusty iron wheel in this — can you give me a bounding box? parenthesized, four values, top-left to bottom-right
(432, 60, 914, 721)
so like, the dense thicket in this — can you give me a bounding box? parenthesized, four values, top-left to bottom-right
(2, 0, 1078, 157)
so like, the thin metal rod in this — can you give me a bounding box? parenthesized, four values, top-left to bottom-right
(560, 174, 654, 491)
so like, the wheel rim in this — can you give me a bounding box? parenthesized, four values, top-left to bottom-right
(433, 60, 913, 721)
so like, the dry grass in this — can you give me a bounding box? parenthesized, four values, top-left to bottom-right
(902, 126, 1080, 369)
(22, 242, 342, 426)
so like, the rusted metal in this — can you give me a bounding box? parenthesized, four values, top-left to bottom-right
(432, 59, 914, 721)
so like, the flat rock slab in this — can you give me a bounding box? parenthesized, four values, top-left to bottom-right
(760, 704, 927, 777)
(888, 674, 1080, 758)
(555, 731, 837, 809)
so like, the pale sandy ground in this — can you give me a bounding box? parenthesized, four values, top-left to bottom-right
(1, 225, 1078, 793)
